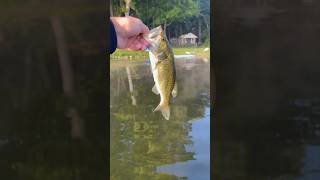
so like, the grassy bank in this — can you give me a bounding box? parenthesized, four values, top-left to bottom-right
(172, 47, 210, 58)
(111, 49, 148, 57)
(111, 47, 210, 59)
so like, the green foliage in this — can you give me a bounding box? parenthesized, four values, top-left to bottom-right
(111, 49, 148, 58)
(133, 0, 199, 27)
(111, 0, 126, 16)
(110, 0, 210, 44)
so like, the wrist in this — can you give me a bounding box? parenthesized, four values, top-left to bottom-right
(110, 17, 126, 49)
(109, 19, 118, 54)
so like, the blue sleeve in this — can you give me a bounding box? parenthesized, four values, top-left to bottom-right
(110, 21, 117, 54)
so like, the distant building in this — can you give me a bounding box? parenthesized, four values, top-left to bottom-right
(178, 33, 198, 46)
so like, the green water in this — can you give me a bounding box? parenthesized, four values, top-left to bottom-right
(110, 59, 211, 180)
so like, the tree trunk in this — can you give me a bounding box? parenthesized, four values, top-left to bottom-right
(51, 16, 74, 98)
(152, 15, 155, 27)
(126, 66, 136, 106)
(51, 16, 84, 139)
(198, 19, 201, 45)
(68, 108, 84, 139)
(117, 77, 121, 96)
(125, 0, 131, 16)
(110, 0, 113, 16)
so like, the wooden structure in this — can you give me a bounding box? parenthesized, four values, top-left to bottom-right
(178, 33, 198, 46)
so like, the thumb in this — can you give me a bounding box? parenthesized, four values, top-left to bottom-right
(141, 24, 150, 35)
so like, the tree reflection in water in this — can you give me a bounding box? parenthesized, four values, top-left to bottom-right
(110, 60, 210, 179)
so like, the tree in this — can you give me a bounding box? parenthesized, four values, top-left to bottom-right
(133, 0, 199, 29)
(110, 0, 211, 44)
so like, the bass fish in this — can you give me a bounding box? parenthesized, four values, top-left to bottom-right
(143, 26, 177, 120)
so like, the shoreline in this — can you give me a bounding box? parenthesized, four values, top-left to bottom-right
(110, 47, 211, 60)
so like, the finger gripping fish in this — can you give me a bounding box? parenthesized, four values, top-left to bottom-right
(143, 26, 178, 120)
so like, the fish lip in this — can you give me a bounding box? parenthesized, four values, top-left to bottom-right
(143, 26, 162, 40)
(143, 26, 163, 52)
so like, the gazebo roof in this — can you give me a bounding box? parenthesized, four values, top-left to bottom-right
(179, 33, 198, 39)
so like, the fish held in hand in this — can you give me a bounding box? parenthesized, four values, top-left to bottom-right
(143, 26, 178, 120)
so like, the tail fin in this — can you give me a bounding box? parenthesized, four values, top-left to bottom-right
(153, 104, 170, 120)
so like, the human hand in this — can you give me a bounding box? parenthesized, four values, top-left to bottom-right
(111, 16, 150, 51)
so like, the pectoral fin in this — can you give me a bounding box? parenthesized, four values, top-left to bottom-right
(152, 84, 160, 95)
(151, 61, 161, 72)
(172, 82, 178, 98)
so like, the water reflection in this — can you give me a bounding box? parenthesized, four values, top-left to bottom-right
(214, 0, 320, 179)
(157, 108, 210, 180)
(110, 59, 210, 179)
(0, 0, 107, 179)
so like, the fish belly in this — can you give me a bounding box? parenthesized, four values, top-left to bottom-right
(152, 68, 165, 104)
(149, 52, 164, 104)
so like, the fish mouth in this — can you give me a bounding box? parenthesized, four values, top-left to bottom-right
(143, 26, 163, 51)
(143, 26, 162, 41)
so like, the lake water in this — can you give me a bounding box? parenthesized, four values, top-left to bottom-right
(110, 58, 211, 180)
